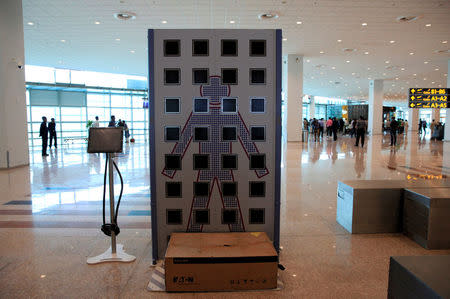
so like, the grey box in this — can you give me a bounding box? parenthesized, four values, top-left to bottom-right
(336, 180, 450, 234)
(403, 188, 450, 249)
(388, 255, 450, 298)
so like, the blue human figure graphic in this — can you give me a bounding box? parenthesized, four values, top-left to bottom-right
(162, 76, 269, 232)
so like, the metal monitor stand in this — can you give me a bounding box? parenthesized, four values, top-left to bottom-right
(87, 153, 136, 264)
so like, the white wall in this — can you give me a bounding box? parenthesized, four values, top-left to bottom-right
(0, 0, 29, 168)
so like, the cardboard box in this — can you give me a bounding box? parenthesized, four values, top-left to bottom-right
(165, 232, 278, 292)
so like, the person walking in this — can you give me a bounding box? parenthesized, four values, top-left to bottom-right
(332, 117, 339, 141)
(123, 120, 130, 143)
(404, 120, 409, 134)
(430, 119, 437, 137)
(354, 116, 367, 147)
(108, 115, 116, 127)
(48, 118, 57, 149)
(92, 116, 100, 128)
(390, 117, 398, 146)
(418, 119, 422, 134)
(422, 120, 427, 135)
(39, 116, 49, 156)
(326, 117, 333, 137)
(319, 118, 325, 140)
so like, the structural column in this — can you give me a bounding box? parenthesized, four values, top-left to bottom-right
(408, 109, 419, 132)
(284, 55, 303, 142)
(444, 59, 450, 141)
(0, 0, 29, 168)
(368, 79, 383, 135)
(309, 96, 315, 119)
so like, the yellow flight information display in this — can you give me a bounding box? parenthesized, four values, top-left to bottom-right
(409, 88, 449, 108)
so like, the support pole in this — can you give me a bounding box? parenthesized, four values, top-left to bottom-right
(108, 153, 117, 254)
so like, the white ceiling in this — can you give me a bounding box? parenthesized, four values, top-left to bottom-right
(23, 0, 450, 103)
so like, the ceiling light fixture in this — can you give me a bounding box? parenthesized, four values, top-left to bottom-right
(435, 68, 439, 71)
(296, 21, 302, 24)
(361, 22, 367, 26)
(95, 21, 101, 25)
(389, 40, 395, 44)
(364, 51, 369, 55)
(337, 39, 342, 42)
(27, 22, 34, 26)
(229, 20, 235, 24)
(413, 73, 417, 76)
(331, 66, 336, 69)
(115, 38, 120, 41)
(60, 39, 66, 43)
(409, 52, 414, 55)
(258, 13, 279, 20)
(114, 12, 137, 21)
(385, 60, 390, 64)
(282, 38, 287, 41)
(424, 61, 428, 64)
(425, 23, 431, 27)
(306, 59, 310, 62)
(130, 50, 135, 53)
(442, 40, 448, 44)
(161, 20, 167, 24)
(319, 51, 324, 54)
(401, 68, 405, 71)
(346, 60, 350, 63)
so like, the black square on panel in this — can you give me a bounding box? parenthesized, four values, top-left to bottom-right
(164, 40, 180, 56)
(249, 181, 265, 197)
(164, 69, 180, 84)
(165, 154, 181, 170)
(193, 154, 209, 170)
(165, 98, 180, 113)
(222, 182, 237, 197)
(167, 209, 182, 225)
(221, 69, 238, 84)
(194, 98, 208, 113)
(194, 127, 208, 141)
(222, 98, 237, 113)
(194, 182, 209, 197)
(194, 209, 209, 224)
(251, 98, 265, 113)
(193, 69, 208, 84)
(192, 40, 209, 56)
(221, 39, 238, 56)
(165, 127, 180, 141)
(249, 154, 265, 169)
(251, 127, 265, 141)
(250, 69, 266, 84)
(166, 182, 182, 198)
(250, 40, 266, 56)
(222, 154, 237, 170)
(222, 209, 238, 224)
(222, 127, 237, 141)
(249, 208, 265, 224)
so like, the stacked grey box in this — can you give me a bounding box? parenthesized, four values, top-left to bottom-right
(403, 188, 450, 249)
(337, 180, 450, 234)
(388, 255, 450, 298)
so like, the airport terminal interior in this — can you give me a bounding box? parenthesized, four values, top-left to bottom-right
(1, 0, 450, 298)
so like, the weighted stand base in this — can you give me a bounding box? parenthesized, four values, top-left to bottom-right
(87, 244, 136, 264)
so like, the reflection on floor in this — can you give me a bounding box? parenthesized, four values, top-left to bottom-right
(1, 132, 449, 297)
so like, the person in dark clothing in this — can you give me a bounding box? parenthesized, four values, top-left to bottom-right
(339, 118, 344, 133)
(332, 117, 339, 141)
(48, 118, 57, 148)
(108, 115, 116, 127)
(390, 117, 398, 146)
(355, 116, 368, 147)
(39, 116, 49, 156)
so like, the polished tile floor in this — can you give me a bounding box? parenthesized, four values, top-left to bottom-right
(1, 132, 449, 298)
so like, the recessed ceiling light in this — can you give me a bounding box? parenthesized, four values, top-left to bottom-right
(282, 38, 287, 41)
(130, 50, 135, 53)
(114, 12, 137, 21)
(368, 77, 371, 80)
(95, 21, 101, 25)
(362, 22, 367, 26)
(364, 51, 369, 55)
(423, 78, 427, 80)
(319, 51, 324, 54)
(258, 13, 279, 20)
(413, 73, 417, 76)
(442, 40, 448, 44)
(346, 60, 350, 63)
(401, 68, 405, 71)
(27, 22, 34, 26)
(435, 68, 439, 71)
(432, 81, 435, 84)
(425, 23, 431, 27)
(331, 66, 336, 69)
(445, 74, 448, 77)
(352, 72, 356, 75)
(296, 21, 302, 24)
(395, 77, 399, 80)
(306, 59, 310, 62)
(389, 40, 395, 44)
(409, 52, 414, 55)
(161, 20, 167, 24)
(385, 60, 390, 64)
(424, 61, 428, 64)
(115, 38, 120, 41)
(337, 39, 342, 42)
(383, 73, 386, 76)
(229, 20, 235, 24)
(60, 39, 66, 43)
(438, 84, 442, 87)
(367, 67, 370, 70)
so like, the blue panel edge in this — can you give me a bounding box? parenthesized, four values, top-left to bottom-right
(274, 29, 282, 253)
(148, 29, 158, 263)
